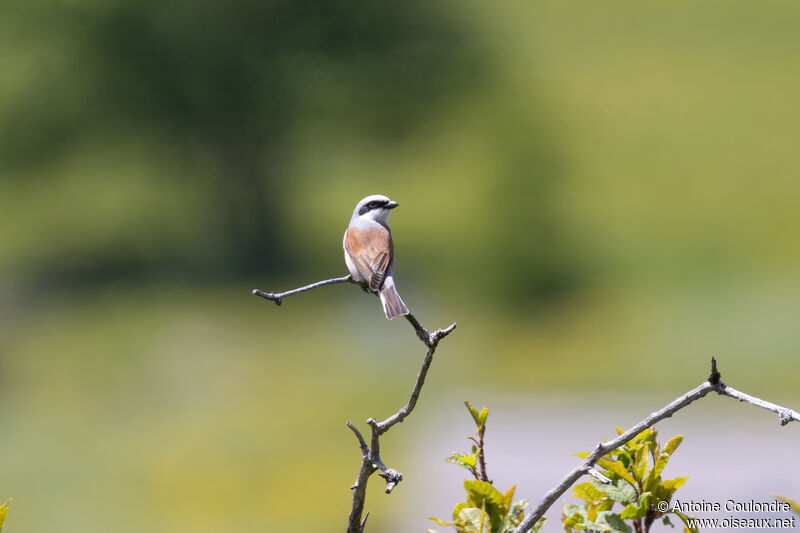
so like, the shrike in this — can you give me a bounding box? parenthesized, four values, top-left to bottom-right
(343, 194, 409, 320)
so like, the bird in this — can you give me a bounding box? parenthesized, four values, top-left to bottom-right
(343, 194, 410, 320)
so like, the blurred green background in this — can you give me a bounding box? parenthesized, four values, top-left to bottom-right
(1, 0, 799, 531)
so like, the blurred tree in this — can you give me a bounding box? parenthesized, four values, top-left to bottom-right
(0, 0, 479, 284)
(480, 104, 585, 308)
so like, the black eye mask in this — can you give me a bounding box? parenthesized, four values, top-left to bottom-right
(358, 200, 388, 216)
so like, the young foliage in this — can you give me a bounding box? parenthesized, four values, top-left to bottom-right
(430, 402, 544, 533)
(445, 401, 490, 482)
(0, 499, 9, 532)
(562, 427, 696, 533)
(774, 494, 800, 515)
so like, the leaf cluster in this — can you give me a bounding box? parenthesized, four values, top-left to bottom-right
(562, 427, 696, 533)
(429, 481, 537, 533)
(429, 402, 544, 533)
(444, 401, 489, 481)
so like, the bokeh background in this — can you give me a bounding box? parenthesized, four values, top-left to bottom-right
(1, 1, 799, 532)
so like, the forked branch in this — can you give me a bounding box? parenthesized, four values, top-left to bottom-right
(252, 275, 445, 345)
(253, 275, 456, 533)
(512, 357, 800, 533)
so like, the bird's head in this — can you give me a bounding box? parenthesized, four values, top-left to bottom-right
(352, 194, 399, 224)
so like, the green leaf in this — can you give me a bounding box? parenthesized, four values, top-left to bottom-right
(670, 510, 699, 533)
(632, 428, 653, 449)
(502, 485, 516, 509)
(562, 502, 587, 520)
(596, 458, 637, 489)
(619, 502, 642, 520)
(614, 426, 625, 436)
(616, 449, 632, 469)
(592, 478, 636, 503)
(573, 481, 604, 503)
(620, 492, 652, 520)
(453, 502, 470, 522)
(662, 435, 683, 456)
(643, 453, 669, 493)
(459, 506, 491, 533)
(573, 452, 590, 459)
(429, 516, 455, 527)
(587, 496, 614, 521)
(774, 494, 800, 515)
(465, 401, 481, 426)
(588, 511, 631, 533)
(530, 516, 547, 533)
(638, 491, 653, 507)
(478, 408, 489, 427)
(656, 476, 689, 503)
(659, 476, 688, 492)
(457, 454, 478, 468)
(601, 511, 632, 533)
(446, 451, 478, 471)
(0, 499, 9, 532)
(509, 498, 528, 520)
(562, 509, 584, 533)
(497, 495, 525, 533)
(632, 443, 650, 484)
(464, 480, 507, 528)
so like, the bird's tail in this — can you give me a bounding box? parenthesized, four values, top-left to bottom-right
(379, 277, 409, 320)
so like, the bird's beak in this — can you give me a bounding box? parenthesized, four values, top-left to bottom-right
(386, 201, 399, 209)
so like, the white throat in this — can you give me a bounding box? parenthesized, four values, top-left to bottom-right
(353, 208, 392, 225)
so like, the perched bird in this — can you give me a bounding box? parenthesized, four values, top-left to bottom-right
(343, 194, 409, 319)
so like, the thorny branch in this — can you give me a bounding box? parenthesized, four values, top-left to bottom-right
(512, 357, 800, 533)
(253, 275, 457, 533)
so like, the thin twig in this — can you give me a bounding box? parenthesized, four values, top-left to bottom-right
(375, 323, 457, 436)
(512, 357, 800, 533)
(477, 422, 490, 483)
(716, 384, 800, 425)
(252, 274, 358, 305)
(347, 421, 369, 458)
(347, 321, 456, 532)
(252, 272, 456, 532)
(252, 276, 446, 347)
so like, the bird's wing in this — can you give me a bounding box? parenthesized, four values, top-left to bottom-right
(344, 225, 393, 292)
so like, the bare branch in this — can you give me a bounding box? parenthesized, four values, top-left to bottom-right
(716, 384, 800, 426)
(513, 382, 715, 533)
(376, 323, 456, 436)
(404, 312, 432, 344)
(252, 272, 456, 532)
(380, 469, 403, 494)
(513, 358, 799, 533)
(347, 421, 369, 458)
(346, 321, 456, 531)
(252, 274, 357, 305)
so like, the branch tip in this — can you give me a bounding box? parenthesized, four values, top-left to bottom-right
(347, 421, 369, 456)
(380, 468, 403, 493)
(586, 467, 612, 484)
(708, 356, 723, 385)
